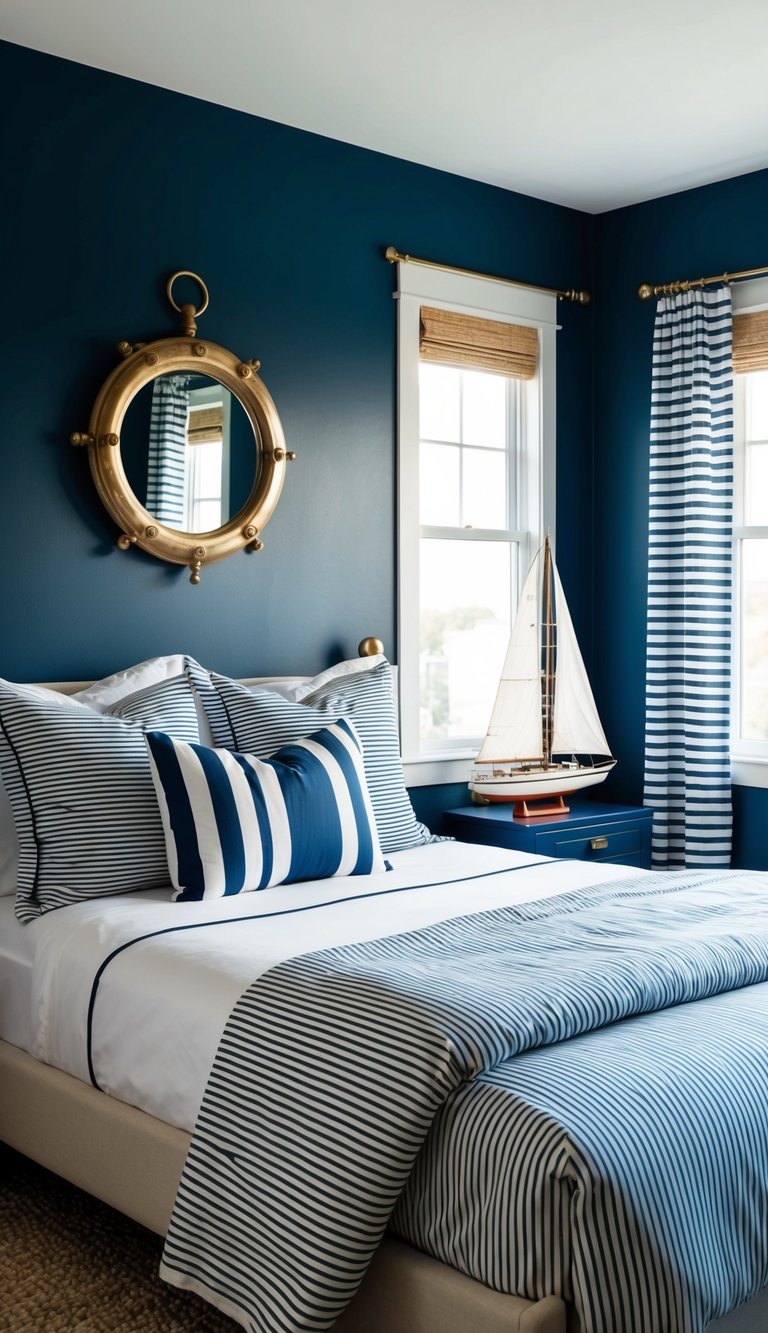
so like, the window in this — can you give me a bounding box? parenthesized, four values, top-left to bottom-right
(184, 384, 231, 531)
(732, 280, 768, 785)
(396, 262, 556, 785)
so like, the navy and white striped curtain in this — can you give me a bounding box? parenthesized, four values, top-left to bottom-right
(643, 286, 734, 868)
(146, 374, 190, 526)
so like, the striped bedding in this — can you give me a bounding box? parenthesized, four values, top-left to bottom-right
(160, 868, 768, 1333)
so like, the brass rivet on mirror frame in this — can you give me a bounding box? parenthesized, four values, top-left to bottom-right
(193, 545, 206, 559)
(243, 525, 258, 540)
(145, 526, 158, 538)
(286, 451, 297, 461)
(247, 538, 265, 552)
(116, 533, 137, 550)
(116, 341, 134, 359)
(99, 433, 119, 448)
(193, 343, 207, 357)
(237, 363, 251, 378)
(274, 448, 285, 461)
(249, 359, 261, 372)
(144, 352, 159, 367)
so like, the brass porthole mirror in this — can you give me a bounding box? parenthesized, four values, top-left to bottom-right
(71, 272, 295, 584)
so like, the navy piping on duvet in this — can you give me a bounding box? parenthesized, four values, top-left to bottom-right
(85, 858, 554, 1088)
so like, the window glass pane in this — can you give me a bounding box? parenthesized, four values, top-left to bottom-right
(462, 370, 506, 449)
(419, 363, 460, 442)
(419, 538, 513, 745)
(193, 499, 223, 530)
(194, 440, 223, 494)
(741, 539, 768, 741)
(462, 448, 507, 529)
(747, 371, 768, 442)
(420, 442, 460, 525)
(746, 443, 768, 524)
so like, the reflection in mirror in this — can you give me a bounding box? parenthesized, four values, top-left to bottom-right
(120, 373, 259, 532)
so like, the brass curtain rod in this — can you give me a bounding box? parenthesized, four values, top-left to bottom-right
(638, 264, 768, 301)
(385, 246, 591, 306)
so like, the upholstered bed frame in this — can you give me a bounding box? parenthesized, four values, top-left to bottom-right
(1, 673, 767, 1332)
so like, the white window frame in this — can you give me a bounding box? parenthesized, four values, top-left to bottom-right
(731, 276, 768, 789)
(395, 262, 557, 786)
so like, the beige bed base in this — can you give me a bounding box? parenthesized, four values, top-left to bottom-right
(0, 1039, 564, 1332)
(4, 1042, 768, 1333)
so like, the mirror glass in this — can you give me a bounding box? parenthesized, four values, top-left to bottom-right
(120, 372, 259, 532)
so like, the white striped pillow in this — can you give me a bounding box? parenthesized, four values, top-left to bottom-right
(184, 656, 435, 854)
(0, 675, 200, 922)
(146, 719, 386, 901)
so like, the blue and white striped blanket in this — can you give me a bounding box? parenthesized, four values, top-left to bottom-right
(160, 870, 768, 1332)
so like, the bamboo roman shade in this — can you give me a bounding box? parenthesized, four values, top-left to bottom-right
(732, 310, 768, 374)
(187, 404, 224, 444)
(419, 306, 538, 379)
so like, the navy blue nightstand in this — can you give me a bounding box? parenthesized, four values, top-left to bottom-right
(444, 800, 653, 869)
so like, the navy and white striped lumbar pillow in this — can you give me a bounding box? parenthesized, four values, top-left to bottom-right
(146, 718, 386, 901)
(184, 656, 434, 855)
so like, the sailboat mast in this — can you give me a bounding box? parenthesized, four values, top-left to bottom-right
(542, 536, 554, 767)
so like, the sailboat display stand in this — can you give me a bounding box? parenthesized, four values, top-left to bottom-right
(469, 537, 615, 817)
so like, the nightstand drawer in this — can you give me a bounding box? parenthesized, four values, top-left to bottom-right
(534, 822, 643, 863)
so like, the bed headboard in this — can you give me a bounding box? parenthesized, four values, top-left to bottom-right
(38, 637, 385, 696)
(41, 675, 310, 695)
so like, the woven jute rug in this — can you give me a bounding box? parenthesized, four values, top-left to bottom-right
(0, 1145, 238, 1331)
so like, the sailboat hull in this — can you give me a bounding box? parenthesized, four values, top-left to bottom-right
(469, 761, 615, 805)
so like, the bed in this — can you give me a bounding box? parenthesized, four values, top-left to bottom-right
(1, 655, 768, 1333)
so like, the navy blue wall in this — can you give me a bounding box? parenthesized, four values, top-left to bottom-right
(1, 39, 594, 700)
(594, 170, 768, 869)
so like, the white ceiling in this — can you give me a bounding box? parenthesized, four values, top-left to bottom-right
(4, 0, 768, 213)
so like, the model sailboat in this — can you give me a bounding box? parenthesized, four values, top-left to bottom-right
(469, 536, 615, 816)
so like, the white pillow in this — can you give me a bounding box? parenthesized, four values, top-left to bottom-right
(0, 655, 190, 897)
(72, 654, 186, 711)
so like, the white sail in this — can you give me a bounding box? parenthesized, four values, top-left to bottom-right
(476, 555, 544, 763)
(550, 564, 612, 757)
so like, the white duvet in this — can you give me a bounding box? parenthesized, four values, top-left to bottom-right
(18, 841, 640, 1132)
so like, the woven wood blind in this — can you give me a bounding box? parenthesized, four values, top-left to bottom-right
(419, 306, 538, 379)
(732, 310, 768, 374)
(187, 404, 224, 444)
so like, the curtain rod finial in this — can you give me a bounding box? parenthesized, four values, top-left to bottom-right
(638, 283, 654, 301)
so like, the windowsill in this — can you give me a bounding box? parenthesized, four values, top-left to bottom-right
(731, 756, 768, 789)
(402, 752, 474, 787)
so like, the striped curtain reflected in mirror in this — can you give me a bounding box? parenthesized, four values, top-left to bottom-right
(146, 374, 190, 527)
(643, 286, 734, 867)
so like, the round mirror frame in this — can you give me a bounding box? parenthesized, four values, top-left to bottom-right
(72, 280, 293, 584)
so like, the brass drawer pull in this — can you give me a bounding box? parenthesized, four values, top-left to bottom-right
(590, 836, 609, 851)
